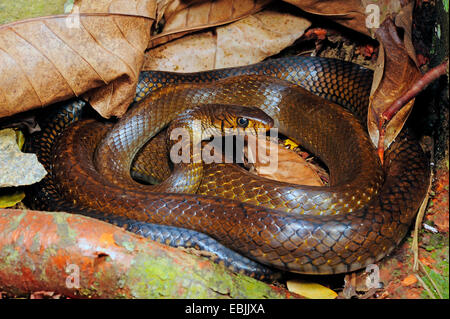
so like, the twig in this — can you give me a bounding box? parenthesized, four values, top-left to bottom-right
(377, 60, 449, 162)
(414, 273, 436, 299)
(412, 171, 433, 272)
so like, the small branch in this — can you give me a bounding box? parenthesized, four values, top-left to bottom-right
(412, 172, 433, 271)
(377, 60, 449, 162)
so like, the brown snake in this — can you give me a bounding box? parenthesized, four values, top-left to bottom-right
(27, 57, 430, 276)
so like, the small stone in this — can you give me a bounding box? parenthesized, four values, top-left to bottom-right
(0, 129, 47, 187)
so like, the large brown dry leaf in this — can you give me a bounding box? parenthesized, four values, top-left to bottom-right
(0, 13, 152, 119)
(143, 8, 311, 71)
(73, 0, 156, 17)
(367, 4, 421, 149)
(148, 0, 272, 47)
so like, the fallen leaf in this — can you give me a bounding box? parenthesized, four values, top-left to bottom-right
(144, 7, 311, 71)
(286, 279, 337, 299)
(148, 0, 271, 47)
(0, 3, 153, 119)
(284, 0, 369, 36)
(401, 274, 418, 286)
(246, 136, 324, 186)
(0, 129, 46, 187)
(0, 190, 25, 209)
(367, 4, 422, 149)
(74, 0, 156, 17)
(419, 256, 436, 268)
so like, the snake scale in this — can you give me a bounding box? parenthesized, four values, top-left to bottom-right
(26, 56, 429, 278)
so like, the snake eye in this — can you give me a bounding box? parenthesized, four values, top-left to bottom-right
(237, 117, 249, 128)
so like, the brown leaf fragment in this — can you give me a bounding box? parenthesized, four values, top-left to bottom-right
(149, 0, 272, 48)
(283, 0, 369, 36)
(74, 0, 156, 18)
(247, 136, 324, 186)
(401, 274, 418, 287)
(144, 8, 311, 72)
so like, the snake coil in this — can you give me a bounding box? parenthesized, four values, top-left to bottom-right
(27, 56, 429, 278)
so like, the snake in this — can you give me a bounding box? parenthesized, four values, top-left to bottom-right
(26, 56, 430, 278)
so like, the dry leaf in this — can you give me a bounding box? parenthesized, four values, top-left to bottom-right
(283, 0, 369, 36)
(246, 136, 324, 186)
(0, 2, 153, 119)
(367, 12, 421, 148)
(149, 0, 271, 47)
(287, 279, 337, 299)
(74, 0, 156, 17)
(401, 274, 418, 287)
(144, 8, 311, 71)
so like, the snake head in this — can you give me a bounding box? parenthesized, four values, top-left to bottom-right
(204, 104, 274, 137)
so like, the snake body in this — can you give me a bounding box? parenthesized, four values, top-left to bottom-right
(27, 56, 429, 276)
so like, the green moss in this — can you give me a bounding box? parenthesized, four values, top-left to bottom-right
(0, 0, 67, 25)
(4, 210, 27, 231)
(420, 262, 449, 299)
(53, 214, 78, 246)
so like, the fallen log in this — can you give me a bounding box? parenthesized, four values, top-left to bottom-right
(0, 209, 297, 299)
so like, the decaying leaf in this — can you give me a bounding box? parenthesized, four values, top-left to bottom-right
(402, 274, 418, 287)
(246, 136, 324, 186)
(148, 0, 272, 47)
(0, 129, 46, 187)
(74, 0, 156, 17)
(144, 8, 311, 71)
(368, 10, 421, 149)
(283, 0, 369, 36)
(0, 6, 153, 119)
(286, 279, 337, 299)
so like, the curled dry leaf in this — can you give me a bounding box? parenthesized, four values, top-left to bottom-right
(148, 0, 272, 48)
(0, 1, 154, 119)
(283, 0, 369, 36)
(246, 135, 324, 187)
(144, 8, 311, 71)
(368, 10, 421, 149)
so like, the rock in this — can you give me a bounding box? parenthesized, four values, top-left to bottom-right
(0, 129, 46, 187)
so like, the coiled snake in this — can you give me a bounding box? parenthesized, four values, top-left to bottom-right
(27, 56, 429, 278)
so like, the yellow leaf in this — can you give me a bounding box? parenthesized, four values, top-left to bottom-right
(0, 190, 25, 208)
(15, 130, 25, 150)
(286, 279, 337, 299)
